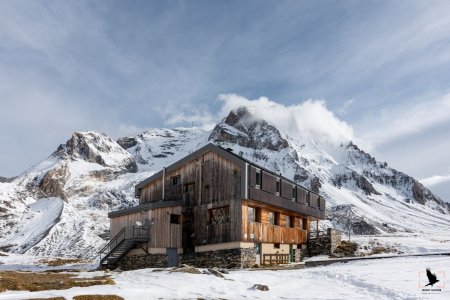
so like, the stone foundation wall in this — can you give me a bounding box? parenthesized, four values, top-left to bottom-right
(308, 228, 342, 257)
(117, 254, 168, 270)
(328, 228, 342, 254)
(294, 249, 302, 262)
(116, 247, 257, 270)
(181, 247, 256, 269)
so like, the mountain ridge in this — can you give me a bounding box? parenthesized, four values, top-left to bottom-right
(0, 106, 449, 258)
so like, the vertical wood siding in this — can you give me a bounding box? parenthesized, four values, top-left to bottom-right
(110, 206, 182, 248)
(136, 151, 242, 247)
(241, 199, 309, 245)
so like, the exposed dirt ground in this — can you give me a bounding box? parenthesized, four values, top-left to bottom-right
(38, 258, 87, 267)
(0, 271, 114, 292)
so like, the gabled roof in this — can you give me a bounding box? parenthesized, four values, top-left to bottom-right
(135, 143, 245, 196)
(134, 143, 320, 198)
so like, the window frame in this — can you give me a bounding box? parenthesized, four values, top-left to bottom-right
(208, 206, 230, 225)
(255, 169, 262, 188)
(171, 175, 181, 186)
(276, 179, 281, 196)
(248, 206, 260, 223)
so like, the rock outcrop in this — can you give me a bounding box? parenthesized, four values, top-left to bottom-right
(209, 107, 289, 151)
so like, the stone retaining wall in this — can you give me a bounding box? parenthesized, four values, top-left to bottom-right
(181, 247, 256, 269)
(308, 228, 342, 256)
(116, 247, 257, 270)
(117, 254, 167, 270)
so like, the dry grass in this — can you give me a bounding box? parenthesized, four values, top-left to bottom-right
(38, 258, 86, 267)
(331, 240, 359, 257)
(73, 295, 124, 300)
(0, 271, 115, 292)
(370, 246, 400, 255)
(26, 298, 65, 300)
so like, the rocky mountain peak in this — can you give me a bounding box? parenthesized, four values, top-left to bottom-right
(209, 106, 289, 151)
(53, 131, 137, 173)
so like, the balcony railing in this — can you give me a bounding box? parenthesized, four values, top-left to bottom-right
(243, 222, 307, 244)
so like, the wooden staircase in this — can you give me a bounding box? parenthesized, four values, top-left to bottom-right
(99, 226, 150, 267)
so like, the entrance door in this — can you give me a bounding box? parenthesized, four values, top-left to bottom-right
(166, 248, 178, 267)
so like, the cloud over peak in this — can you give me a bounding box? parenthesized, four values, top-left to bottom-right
(166, 94, 357, 146)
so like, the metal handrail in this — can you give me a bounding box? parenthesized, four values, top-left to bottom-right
(99, 225, 150, 263)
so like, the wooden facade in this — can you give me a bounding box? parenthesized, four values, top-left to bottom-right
(241, 199, 308, 245)
(109, 205, 182, 249)
(108, 143, 326, 264)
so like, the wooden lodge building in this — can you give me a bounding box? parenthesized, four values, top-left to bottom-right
(100, 143, 325, 269)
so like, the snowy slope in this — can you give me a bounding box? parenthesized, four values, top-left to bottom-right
(209, 107, 450, 235)
(0, 107, 449, 258)
(1, 256, 448, 300)
(1, 197, 63, 253)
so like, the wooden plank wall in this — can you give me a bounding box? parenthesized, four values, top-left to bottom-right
(137, 151, 242, 246)
(247, 163, 324, 220)
(195, 151, 242, 245)
(109, 206, 182, 248)
(139, 151, 241, 205)
(150, 206, 182, 248)
(241, 199, 309, 245)
(110, 211, 148, 238)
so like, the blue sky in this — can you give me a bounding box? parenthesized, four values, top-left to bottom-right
(1, 0, 450, 200)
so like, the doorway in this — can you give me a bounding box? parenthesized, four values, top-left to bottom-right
(166, 248, 178, 267)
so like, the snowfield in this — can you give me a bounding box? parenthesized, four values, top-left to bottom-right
(1, 197, 64, 253)
(0, 255, 448, 299)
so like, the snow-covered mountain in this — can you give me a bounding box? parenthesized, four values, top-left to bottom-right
(0, 107, 449, 258)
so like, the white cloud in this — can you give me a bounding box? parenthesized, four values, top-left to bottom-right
(358, 92, 450, 150)
(420, 174, 450, 187)
(166, 93, 357, 146)
(336, 99, 354, 116)
(116, 124, 148, 139)
(218, 94, 356, 145)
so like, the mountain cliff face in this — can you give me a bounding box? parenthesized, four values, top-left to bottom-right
(0, 107, 449, 258)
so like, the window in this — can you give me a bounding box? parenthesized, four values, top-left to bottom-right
(248, 207, 260, 223)
(184, 182, 195, 193)
(255, 170, 261, 188)
(209, 206, 230, 224)
(269, 212, 275, 225)
(292, 186, 296, 201)
(319, 197, 324, 210)
(285, 216, 290, 228)
(269, 212, 280, 225)
(276, 179, 280, 195)
(171, 175, 180, 186)
(170, 214, 181, 224)
(274, 243, 280, 249)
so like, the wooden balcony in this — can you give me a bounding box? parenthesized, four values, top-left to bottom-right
(248, 187, 325, 219)
(242, 222, 307, 244)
